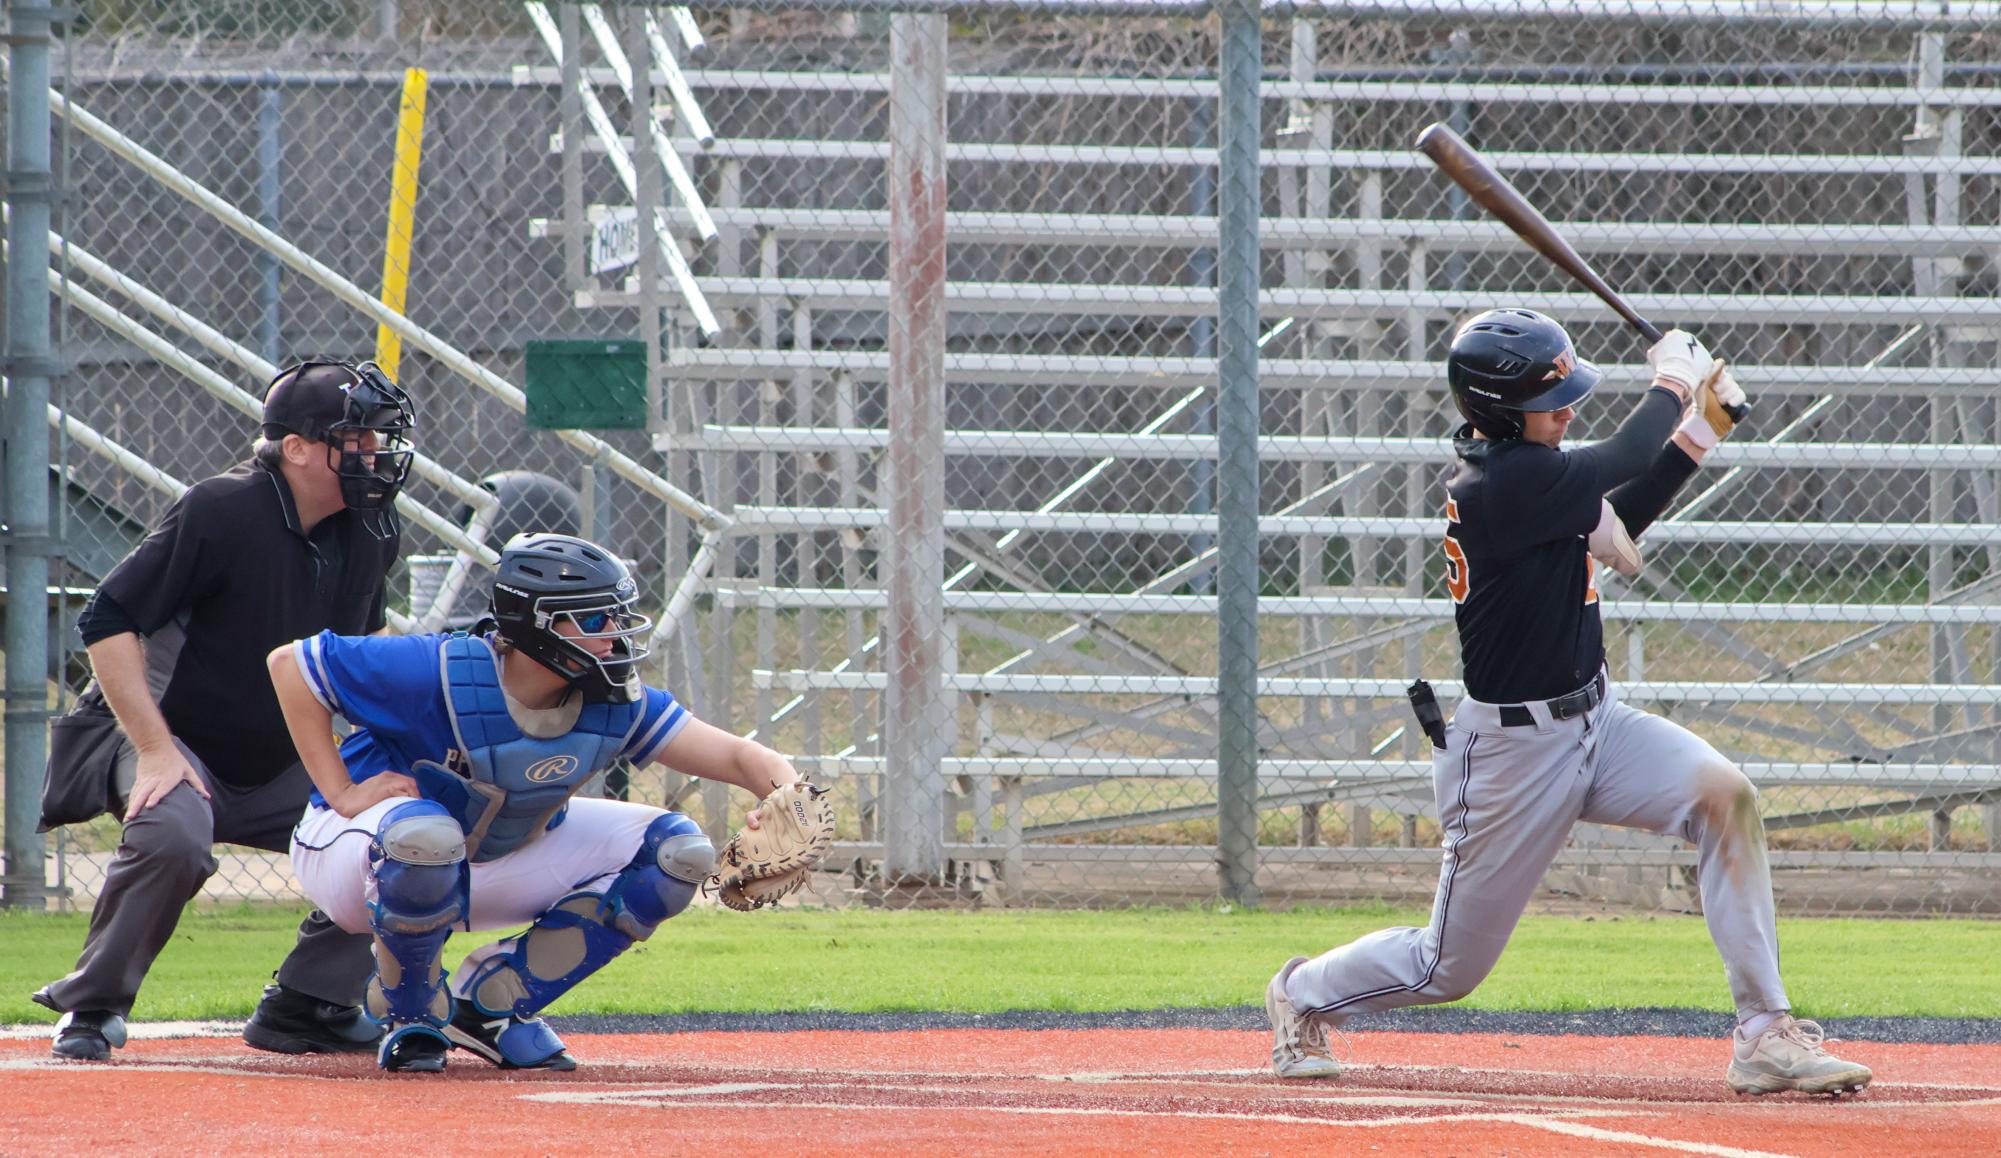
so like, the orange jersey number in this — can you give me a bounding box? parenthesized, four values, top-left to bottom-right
(1442, 498, 1470, 604)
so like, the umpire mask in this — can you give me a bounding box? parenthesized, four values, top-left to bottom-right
(262, 359, 417, 530)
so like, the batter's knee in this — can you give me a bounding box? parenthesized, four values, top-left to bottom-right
(1688, 760, 1761, 838)
(1423, 950, 1502, 1004)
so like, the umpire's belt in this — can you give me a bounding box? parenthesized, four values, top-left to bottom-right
(1497, 671, 1606, 728)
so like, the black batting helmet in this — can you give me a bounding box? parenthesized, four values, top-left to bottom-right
(1445, 309, 1601, 441)
(489, 533, 652, 705)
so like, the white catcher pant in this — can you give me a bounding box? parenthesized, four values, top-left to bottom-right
(291, 796, 666, 935)
(1285, 680, 1789, 1023)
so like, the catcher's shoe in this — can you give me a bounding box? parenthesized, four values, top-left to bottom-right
(379, 1024, 450, 1074)
(445, 1005, 578, 1072)
(242, 983, 382, 1054)
(1727, 1015, 1872, 1095)
(49, 1009, 127, 1062)
(1267, 956, 1340, 1079)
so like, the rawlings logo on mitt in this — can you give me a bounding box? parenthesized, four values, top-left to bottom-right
(706, 781, 835, 911)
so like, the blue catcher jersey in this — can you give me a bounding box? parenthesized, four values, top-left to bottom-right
(295, 630, 689, 816)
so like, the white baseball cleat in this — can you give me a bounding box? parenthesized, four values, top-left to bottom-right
(1266, 956, 1341, 1079)
(1727, 1015, 1872, 1096)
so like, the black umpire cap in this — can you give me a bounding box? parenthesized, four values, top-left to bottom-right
(260, 359, 408, 443)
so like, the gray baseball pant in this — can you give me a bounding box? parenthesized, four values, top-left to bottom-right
(35, 738, 374, 1018)
(1285, 681, 1789, 1023)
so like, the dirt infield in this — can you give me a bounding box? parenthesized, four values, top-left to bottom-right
(4, 1026, 1998, 1156)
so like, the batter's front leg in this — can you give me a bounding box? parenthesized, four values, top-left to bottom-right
(1577, 702, 1788, 1018)
(1285, 724, 1593, 1022)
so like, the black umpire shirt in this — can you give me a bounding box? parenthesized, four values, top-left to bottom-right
(76, 459, 400, 789)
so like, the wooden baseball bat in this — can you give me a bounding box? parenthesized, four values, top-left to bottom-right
(1415, 121, 1744, 420)
(1415, 121, 1663, 343)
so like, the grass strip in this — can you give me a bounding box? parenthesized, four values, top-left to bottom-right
(3, 905, 1993, 1024)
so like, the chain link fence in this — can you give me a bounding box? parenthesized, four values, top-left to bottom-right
(16, 0, 2001, 915)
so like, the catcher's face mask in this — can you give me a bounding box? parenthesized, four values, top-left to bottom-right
(490, 534, 652, 705)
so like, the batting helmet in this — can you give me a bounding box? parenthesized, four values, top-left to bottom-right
(489, 533, 652, 705)
(1445, 309, 1601, 441)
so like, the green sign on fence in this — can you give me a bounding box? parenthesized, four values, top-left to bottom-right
(524, 339, 649, 431)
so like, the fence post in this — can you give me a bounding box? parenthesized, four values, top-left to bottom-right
(3, 0, 57, 909)
(882, 10, 949, 886)
(1215, 0, 1263, 907)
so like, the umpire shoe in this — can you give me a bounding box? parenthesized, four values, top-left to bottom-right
(1727, 1015, 1873, 1096)
(49, 1009, 128, 1062)
(1266, 956, 1341, 1079)
(445, 1005, 578, 1072)
(242, 983, 384, 1054)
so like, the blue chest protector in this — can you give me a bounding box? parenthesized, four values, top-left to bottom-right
(408, 635, 639, 861)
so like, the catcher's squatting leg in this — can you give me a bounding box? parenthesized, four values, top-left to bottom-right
(365, 800, 470, 1061)
(447, 811, 712, 1063)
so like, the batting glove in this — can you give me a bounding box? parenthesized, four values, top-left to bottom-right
(1647, 329, 1713, 403)
(1678, 361, 1746, 450)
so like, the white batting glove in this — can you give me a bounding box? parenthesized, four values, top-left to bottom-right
(1587, 499, 1643, 578)
(1646, 329, 1713, 404)
(1678, 361, 1747, 450)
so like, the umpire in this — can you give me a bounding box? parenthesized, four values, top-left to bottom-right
(33, 360, 414, 1060)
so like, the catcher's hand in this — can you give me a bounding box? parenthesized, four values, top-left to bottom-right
(706, 781, 835, 911)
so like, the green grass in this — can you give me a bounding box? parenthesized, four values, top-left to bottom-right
(4, 905, 1997, 1025)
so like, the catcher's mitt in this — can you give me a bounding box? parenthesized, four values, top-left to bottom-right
(706, 781, 835, 911)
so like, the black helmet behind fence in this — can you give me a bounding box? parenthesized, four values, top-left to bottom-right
(489, 533, 651, 704)
(1445, 309, 1600, 440)
(455, 471, 585, 545)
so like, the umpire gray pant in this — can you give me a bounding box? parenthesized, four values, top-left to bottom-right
(35, 738, 374, 1018)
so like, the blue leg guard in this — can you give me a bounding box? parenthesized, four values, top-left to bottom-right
(455, 812, 711, 1033)
(364, 800, 468, 1045)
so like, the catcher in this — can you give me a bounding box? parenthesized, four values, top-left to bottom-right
(274, 532, 833, 1073)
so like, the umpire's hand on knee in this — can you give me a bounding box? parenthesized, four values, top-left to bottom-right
(125, 742, 210, 820)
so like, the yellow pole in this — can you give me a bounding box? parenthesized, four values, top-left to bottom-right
(375, 67, 428, 379)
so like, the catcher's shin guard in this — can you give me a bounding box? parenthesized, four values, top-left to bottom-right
(455, 812, 711, 1020)
(365, 800, 468, 1030)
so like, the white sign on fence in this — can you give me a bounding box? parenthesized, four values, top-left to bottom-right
(590, 206, 640, 277)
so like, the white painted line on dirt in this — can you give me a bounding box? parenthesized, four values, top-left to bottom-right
(1516, 1116, 1803, 1158)
(0, 1020, 241, 1041)
(515, 1093, 1636, 1129)
(527, 1082, 793, 1102)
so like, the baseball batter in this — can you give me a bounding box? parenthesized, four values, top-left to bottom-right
(275, 533, 821, 1072)
(1266, 309, 1872, 1096)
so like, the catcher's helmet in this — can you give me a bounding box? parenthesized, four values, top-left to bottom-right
(490, 533, 652, 705)
(1445, 309, 1601, 441)
(261, 359, 416, 513)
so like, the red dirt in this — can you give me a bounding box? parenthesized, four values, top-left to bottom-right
(3, 1027, 1995, 1157)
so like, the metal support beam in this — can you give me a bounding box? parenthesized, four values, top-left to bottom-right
(881, 10, 949, 884)
(3, 0, 57, 909)
(1215, 0, 1262, 906)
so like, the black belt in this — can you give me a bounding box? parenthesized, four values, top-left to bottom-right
(1498, 671, 1607, 728)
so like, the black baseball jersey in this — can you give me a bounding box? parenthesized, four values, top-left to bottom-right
(1442, 389, 1684, 703)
